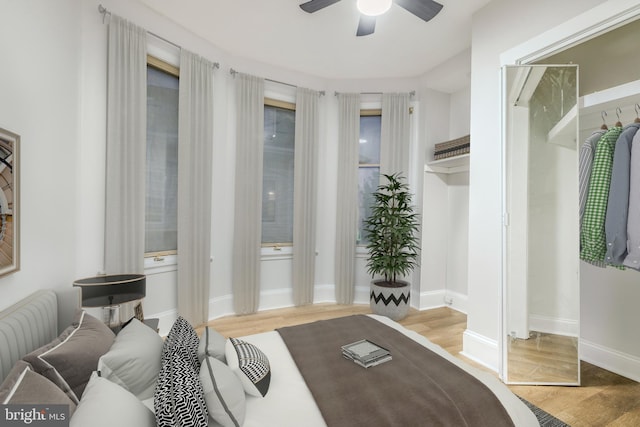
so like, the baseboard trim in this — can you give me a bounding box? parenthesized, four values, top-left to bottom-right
(418, 289, 469, 313)
(461, 329, 499, 373)
(581, 339, 640, 383)
(418, 289, 445, 310)
(529, 314, 578, 337)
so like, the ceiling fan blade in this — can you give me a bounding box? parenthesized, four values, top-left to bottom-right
(299, 0, 342, 13)
(395, 0, 443, 22)
(356, 15, 376, 36)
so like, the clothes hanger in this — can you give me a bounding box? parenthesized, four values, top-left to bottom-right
(615, 107, 623, 127)
(601, 111, 608, 130)
(635, 103, 640, 124)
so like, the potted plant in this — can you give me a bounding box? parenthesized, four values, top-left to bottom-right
(364, 173, 420, 321)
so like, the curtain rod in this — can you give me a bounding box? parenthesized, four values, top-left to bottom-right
(98, 4, 219, 69)
(229, 68, 325, 96)
(334, 90, 416, 97)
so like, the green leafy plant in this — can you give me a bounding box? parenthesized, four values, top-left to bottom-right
(364, 173, 420, 287)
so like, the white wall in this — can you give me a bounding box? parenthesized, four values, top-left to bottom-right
(449, 87, 471, 139)
(0, 0, 81, 309)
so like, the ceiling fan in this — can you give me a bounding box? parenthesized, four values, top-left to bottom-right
(299, 0, 444, 37)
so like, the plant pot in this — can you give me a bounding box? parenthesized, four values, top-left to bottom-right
(369, 280, 410, 321)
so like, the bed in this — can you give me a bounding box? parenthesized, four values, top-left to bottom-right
(0, 289, 539, 427)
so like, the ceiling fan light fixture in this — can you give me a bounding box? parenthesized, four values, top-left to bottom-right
(356, 0, 392, 16)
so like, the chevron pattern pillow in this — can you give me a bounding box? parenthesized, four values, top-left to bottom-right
(161, 316, 200, 372)
(225, 338, 271, 397)
(154, 351, 208, 427)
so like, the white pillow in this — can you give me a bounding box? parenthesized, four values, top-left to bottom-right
(225, 338, 271, 397)
(198, 326, 227, 364)
(200, 356, 245, 427)
(70, 372, 156, 427)
(97, 318, 163, 400)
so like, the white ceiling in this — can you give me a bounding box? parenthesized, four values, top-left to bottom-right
(138, 0, 491, 83)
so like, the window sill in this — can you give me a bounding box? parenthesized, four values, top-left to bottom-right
(356, 246, 369, 258)
(261, 245, 293, 261)
(144, 254, 177, 274)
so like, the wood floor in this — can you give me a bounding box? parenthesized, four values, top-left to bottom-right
(507, 331, 579, 384)
(206, 304, 640, 427)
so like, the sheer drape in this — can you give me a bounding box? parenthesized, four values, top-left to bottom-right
(104, 15, 147, 274)
(380, 93, 410, 176)
(177, 50, 215, 326)
(292, 88, 320, 305)
(232, 73, 265, 314)
(334, 94, 360, 304)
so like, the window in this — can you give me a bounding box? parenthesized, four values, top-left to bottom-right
(358, 110, 382, 245)
(262, 99, 296, 246)
(145, 58, 179, 256)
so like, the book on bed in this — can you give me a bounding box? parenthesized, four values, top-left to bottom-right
(341, 339, 392, 368)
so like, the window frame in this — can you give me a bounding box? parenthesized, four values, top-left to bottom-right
(261, 97, 296, 250)
(357, 108, 382, 249)
(144, 55, 179, 267)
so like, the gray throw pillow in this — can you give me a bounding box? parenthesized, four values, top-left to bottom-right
(198, 326, 227, 364)
(70, 372, 156, 427)
(200, 356, 245, 427)
(98, 318, 163, 400)
(22, 310, 115, 403)
(0, 360, 76, 416)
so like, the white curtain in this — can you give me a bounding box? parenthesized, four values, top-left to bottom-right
(334, 93, 360, 304)
(177, 50, 215, 326)
(380, 93, 410, 177)
(292, 88, 320, 305)
(232, 73, 265, 314)
(104, 15, 147, 274)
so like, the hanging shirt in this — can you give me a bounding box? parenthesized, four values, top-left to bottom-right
(623, 129, 640, 270)
(579, 129, 606, 232)
(604, 123, 640, 266)
(580, 126, 623, 264)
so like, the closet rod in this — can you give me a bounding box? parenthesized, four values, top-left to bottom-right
(229, 68, 325, 96)
(98, 4, 220, 69)
(334, 91, 416, 97)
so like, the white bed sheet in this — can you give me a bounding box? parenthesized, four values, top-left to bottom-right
(224, 314, 539, 427)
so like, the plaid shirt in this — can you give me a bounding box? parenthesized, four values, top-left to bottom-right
(580, 126, 623, 264)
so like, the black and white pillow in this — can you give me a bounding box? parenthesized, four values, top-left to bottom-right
(154, 351, 208, 427)
(225, 338, 271, 397)
(162, 316, 200, 372)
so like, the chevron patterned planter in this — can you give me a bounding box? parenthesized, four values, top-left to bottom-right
(370, 280, 410, 321)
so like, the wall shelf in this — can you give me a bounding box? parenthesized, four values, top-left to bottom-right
(425, 154, 470, 174)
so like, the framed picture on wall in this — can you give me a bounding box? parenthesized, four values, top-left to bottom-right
(0, 127, 19, 277)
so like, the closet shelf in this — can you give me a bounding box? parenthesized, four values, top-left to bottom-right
(425, 154, 470, 174)
(581, 79, 640, 114)
(546, 79, 640, 143)
(547, 104, 577, 148)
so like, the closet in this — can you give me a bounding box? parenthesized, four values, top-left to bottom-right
(502, 8, 640, 385)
